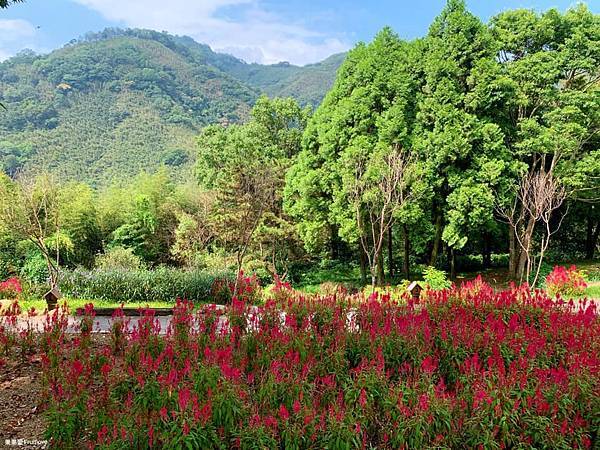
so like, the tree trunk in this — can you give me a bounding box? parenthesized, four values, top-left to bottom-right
(429, 213, 443, 267)
(585, 218, 600, 260)
(402, 223, 410, 279)
(592, 221, 600, 260)
(232, 251, 245, 300)
(508, 225, 518, 278)
(449, 247, 456, 280)
(359, 245, 367, 285)
(377, 251, 385, 286)
(516, 218, 536, 283)
(330, 225, 339, 260)
(387, 225, 394, 279)
(482, 231, 491, 269)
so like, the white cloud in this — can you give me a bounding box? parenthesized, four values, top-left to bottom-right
(72, 0, 349, 65)
(0, 18, 36, 36)
(0, 19, 38, 61)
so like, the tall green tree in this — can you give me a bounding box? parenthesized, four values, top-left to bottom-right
(490, 4, 599, 280)
(0, 173, 62, 290)
(413, 0, 518, 278)
(285, 28, 422, 283)
(106, 170, 178, 264)
(197, 96, 309, 286)
(59, 182, 101, 267)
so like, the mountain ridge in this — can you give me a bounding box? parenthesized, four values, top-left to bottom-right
(0, 28, 345, 185)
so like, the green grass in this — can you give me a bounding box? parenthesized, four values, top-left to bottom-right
(585, 284, 600, 299)
(17, 297, 175, 314)
(570, 282, 600, 300)
(577, 261, 600, 282)
(294, 261, 364, 293)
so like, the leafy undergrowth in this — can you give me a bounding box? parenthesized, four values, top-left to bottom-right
(0, 278, 598, 449)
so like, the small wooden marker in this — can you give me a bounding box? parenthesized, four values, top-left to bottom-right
(44, 286, 62, 311)
(407, 281, 423, 301)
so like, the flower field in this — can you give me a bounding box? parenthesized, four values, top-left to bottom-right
(1, 278, 599, 449)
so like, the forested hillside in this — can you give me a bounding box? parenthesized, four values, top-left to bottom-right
(165, 32, 345, 106)
(0, 29, 343, 185)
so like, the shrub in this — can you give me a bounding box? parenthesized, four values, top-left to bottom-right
(19, 253, 49, 284)
(95, 246, 144, 270)
(60, 267, 235, 304)
(422, 266, 451, 290)
(545, 265, 587, 297)
(318, 281, 348, 296)
(0, 277, 22, 299)
(490, 253, 509, 267)
(209, 277, 233, 305)
(296, 260, 362, 286)
(209, 271, 262, 304)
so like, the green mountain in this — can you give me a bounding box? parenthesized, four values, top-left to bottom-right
(166, 34, 345, 106)
(0, 29, 344, 185)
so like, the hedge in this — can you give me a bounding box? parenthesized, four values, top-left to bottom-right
(59, 267, 235, 304)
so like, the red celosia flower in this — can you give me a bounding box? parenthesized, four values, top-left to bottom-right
(279, 404, 290, 421)
(473, 389, 492, 409)
(26, 272, 599, 448)
(418, 393, 429, 411)
(178, 388, 191, 411)
(359, 388, 367, 409)
(197, 401, 212, 424)
(421, 356, 437, 375)
(159, 407, 168, 421)
(70, 359, 84, 382)
(546, 265, 587, 297)
(264, 415, 278, 430)
(100, 363, 112, 377)
(97, 425, 108, 445)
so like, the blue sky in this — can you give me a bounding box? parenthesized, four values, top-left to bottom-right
(1, 0, 597, 65)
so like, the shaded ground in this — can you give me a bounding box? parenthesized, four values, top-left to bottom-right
(0, 356, 47, 449)
(456, 267, 515, 290)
